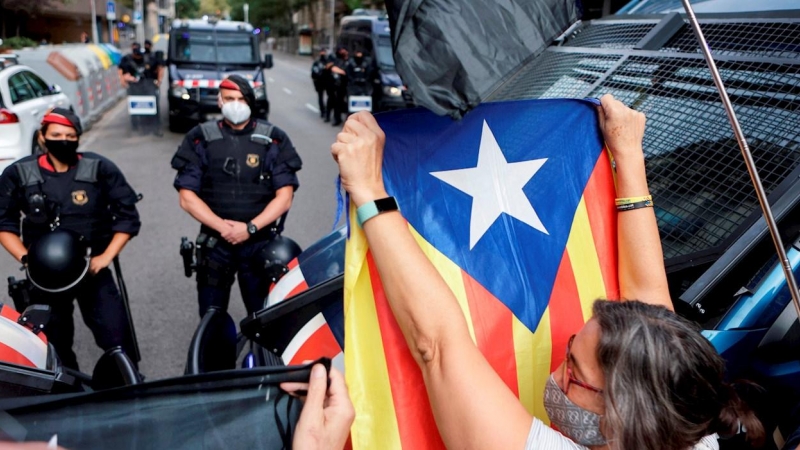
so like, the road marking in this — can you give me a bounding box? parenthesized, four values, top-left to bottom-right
(305, 103, 320, 114)
(283, 87, 293, 95)
(268, 77, 275, 83)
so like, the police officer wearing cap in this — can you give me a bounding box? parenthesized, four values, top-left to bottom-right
(0, 108, 141, 370)
(171, 75, 302, 320)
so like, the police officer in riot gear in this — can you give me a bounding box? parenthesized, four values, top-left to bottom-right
(346, 51, 373, 97)
(171, 75, 302, 320)
(326, 48, 349, 126)
(311, 49, 328, 120)
(0, 109, 142, 371)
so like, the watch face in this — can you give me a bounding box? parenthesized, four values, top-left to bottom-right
(248, 223, 257, 234)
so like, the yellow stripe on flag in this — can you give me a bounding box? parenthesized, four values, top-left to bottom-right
(409, 227, 477, 344)
(345, 211, 402, 448)
(513, 309, 552, 423)
(565, 198, 607, 322)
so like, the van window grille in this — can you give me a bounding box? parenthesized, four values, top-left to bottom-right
(488, 17, 800, 263)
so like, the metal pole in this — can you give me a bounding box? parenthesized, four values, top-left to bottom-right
(90, 0, 99, 44)
(244, 3, 249, 23)
(329, 0, 335, 51)
(680, 0, 800, 320)
(134, 0, 144, 45)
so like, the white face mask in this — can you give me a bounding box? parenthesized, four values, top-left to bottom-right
(221, 101, 251, 125)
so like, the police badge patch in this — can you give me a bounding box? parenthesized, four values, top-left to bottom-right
(72, 190, 88, 206)
(246, 154, 260, 168)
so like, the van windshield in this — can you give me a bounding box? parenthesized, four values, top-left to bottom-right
(375, 35, 395, 70)
(172, 30, 258, 64)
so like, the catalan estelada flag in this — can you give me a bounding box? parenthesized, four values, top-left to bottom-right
(344, 98, 619, 449)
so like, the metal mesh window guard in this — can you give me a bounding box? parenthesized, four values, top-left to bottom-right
(487, 15, 800, 264)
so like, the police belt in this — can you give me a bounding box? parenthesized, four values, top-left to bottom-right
(199, 223, 278, 246)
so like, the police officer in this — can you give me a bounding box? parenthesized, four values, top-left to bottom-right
(0, 109, 141, 371)
(346, 51, 371, 95)
(119, 42, 163, 136)
(311, 49, 328, 120)
(171, 75, 302, 320)
(326, 48, 349, 126)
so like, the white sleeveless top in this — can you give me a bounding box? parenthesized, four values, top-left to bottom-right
(524, 418, 719, 450)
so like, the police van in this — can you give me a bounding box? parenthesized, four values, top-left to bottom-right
(167, 18, 273, 132)
(337, 10, 413, 112)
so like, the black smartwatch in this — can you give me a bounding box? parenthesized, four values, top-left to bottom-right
(247, 222, 258, 235)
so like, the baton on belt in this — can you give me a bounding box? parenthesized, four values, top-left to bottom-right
(113, 256, 141, 363)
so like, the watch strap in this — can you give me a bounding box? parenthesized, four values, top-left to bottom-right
(356, 197, 399, 227)
(247, 221, 258, 235)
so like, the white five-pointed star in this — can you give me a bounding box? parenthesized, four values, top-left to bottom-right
(431, 120, 548, 250)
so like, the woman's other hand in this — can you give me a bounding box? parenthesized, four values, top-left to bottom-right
(331, 111, 388, 207)
(284, 364, 355, 450)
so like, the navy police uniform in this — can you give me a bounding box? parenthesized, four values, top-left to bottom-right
(172, 118, 302, 316)
(0, 152, 141, 370)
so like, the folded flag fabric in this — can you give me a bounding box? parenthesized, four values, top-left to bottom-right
(344, 98, 619, 449)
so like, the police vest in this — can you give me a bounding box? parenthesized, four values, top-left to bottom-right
(16, 155, 111, 248)
(198, 121, 279, 223)
(351, 64, 369, 85)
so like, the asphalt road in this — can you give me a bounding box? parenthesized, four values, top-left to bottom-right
(0, 52, 342, 380)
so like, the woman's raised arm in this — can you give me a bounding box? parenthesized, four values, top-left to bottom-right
(598, 95, 672, 310)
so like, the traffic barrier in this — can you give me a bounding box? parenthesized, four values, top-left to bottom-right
(14, 44, 127, 132)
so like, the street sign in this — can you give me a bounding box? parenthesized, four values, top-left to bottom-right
(133, 11, 142, 24)
(106, 1, 116, 20)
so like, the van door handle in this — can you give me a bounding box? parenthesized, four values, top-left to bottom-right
(30, 110, 38, 115)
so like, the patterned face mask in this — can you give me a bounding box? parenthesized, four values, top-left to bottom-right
(543, 374, 608, 447)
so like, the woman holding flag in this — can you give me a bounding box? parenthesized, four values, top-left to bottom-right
(329, 94, 763, 450)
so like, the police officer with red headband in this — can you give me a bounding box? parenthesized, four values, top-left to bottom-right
(0, 108, 141, 371)
(171, 75, 302, 321)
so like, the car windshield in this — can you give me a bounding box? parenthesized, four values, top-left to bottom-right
(173, 30, 258, 64)
(375, 35, 395, 69)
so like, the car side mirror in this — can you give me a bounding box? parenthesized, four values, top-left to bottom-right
(51, 84, 62, 94)
(263, 53, 273, 69)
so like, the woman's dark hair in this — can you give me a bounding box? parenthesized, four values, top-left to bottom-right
(592, 300, 764, 450)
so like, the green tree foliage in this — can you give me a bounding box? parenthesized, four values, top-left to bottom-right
(228, 0, 294, 36)
(199, 0, 229, 16)
(176, 0, 200, 18)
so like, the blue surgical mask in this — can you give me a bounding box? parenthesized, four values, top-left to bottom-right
(543, 374, 607, 446)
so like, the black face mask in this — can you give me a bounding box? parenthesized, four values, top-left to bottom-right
(45, 139, 80, 165)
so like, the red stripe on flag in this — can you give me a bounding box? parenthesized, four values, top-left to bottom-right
(287, 258, 299, 270)
(288, 323, 342, 365)
(0, 342, 36, 368)
(287, 281, 309, 298)
(583, 151, 620, 300)
(461, 271, 519, 396)
(547, 252, 585, 372)
(367, 253, 446, 450)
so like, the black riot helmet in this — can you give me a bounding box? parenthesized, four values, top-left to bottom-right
(260, 236, 303, 283)
(25, 230, 91, 293)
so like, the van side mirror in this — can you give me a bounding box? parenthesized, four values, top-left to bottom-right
(263, 53, 273, 69)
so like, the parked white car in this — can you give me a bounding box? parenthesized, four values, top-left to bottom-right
(0, 55, 72, 173)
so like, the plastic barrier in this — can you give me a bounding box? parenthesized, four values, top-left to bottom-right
(15, 44, 127, 132)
